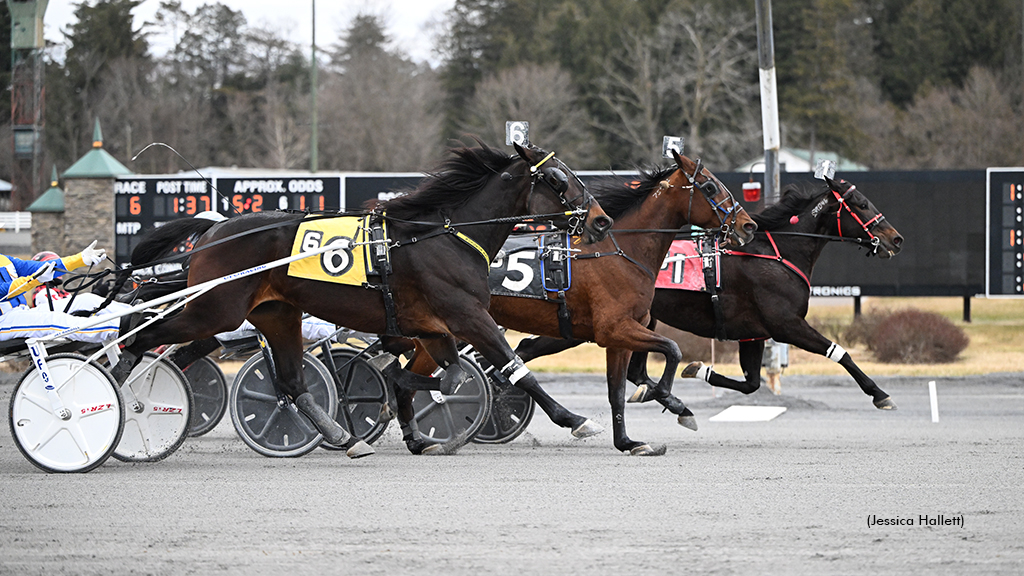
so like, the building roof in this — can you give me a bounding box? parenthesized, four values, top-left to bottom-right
(27, 167, 65, 212)
(62, 119, 133, 179)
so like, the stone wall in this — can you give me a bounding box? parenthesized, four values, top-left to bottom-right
(63, 178, 115, 255)
(30, 212, 65, 255)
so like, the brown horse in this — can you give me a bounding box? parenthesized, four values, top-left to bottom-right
(520, 176, 904, 423)
(406, 150, 757, 455)
(109, 142, 613, 457)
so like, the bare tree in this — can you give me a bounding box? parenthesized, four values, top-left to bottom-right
(590, 3, 759, 169)
(591, 30, 668, 166)
(461, 63, 597, 167)
(656, 6, 759, 167)
(887, 67, 1021, 169)
(318, 56, 443, 172)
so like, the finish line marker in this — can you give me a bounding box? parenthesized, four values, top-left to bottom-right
(929, 380, 939, 423)
(709, 406, 787, 422)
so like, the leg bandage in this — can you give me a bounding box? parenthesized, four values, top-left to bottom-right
(695, 364, 712, 383)
(500, 356, 530, 384)
(826, 342, 847, 362)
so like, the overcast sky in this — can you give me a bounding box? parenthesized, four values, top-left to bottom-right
(42, 0, 457, 64)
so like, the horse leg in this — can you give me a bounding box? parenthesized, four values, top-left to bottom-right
(681, 340, 763, 394)
(608, 348, 664, 456)
(516, 331, 697, 431)
(774, 320, 895, 409)
(597, 321, 680, 405)
(453, 313, 603, 439)
(249, 302, 373, 458)
(514, 336, 586, 362)
(387, 342, 464, 455)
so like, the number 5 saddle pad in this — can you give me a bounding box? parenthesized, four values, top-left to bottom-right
(288, 215, 376, 286)
(489, 233, 572, 299)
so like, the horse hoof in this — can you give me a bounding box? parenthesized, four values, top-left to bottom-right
(627, 385, 649, 403)
(677, 414, 698, 431)
(874, 397, 897, 410)
(346, 440, 375, 459)
(681, 361, 704, 378)
(629, 444, 667, 456)
(420, 444, 444, 455)
(571, 419, 604, 439)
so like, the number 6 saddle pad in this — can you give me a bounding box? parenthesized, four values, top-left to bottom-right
(288, 215, 377, 286)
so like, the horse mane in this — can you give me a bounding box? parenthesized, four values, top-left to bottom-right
(752, 181, 829, 231)
(380, 142, 517, 221)
(589, 166, 676, 219)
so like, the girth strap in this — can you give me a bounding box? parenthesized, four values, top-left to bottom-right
(699, 236, 728, 341)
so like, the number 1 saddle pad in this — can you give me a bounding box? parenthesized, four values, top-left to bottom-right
(655, 239, 706, 292)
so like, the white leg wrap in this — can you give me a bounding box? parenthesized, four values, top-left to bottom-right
(826, 342, 847, 362)
(696, 364, 712, 383)
(501, 356, 531, 384)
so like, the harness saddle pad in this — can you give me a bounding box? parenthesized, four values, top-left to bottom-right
(655, 239, 706, 292)
(288, 215, 376, 286)
(489, 233, 572, 299)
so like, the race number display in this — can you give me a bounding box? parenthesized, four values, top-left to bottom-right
(114, 177, 212, 264)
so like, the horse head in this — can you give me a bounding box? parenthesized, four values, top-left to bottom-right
(513, 142, 613, 244)
(823, 177, 903, 258)
(669, 150, 757, 247)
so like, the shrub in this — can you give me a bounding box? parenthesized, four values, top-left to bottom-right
(868, 309, 969, 363)
(843, 310, 891, 347)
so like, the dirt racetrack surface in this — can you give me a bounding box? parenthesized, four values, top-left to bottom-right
(1, 370, 1022, 575)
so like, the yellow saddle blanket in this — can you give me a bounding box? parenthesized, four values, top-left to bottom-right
(288, 215, 382, 286)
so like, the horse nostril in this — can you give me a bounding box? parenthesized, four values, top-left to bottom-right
(893, 235, 903, 247)
(594, 216, 613, 232)
(743, 221, 758, 234)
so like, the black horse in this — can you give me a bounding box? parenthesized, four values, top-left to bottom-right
(109, 142, 613, 456)
(517, 176, 903, 419)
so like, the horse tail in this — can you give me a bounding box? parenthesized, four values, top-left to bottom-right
(73, 218, 218, 317)
(131, 217, 217, 265)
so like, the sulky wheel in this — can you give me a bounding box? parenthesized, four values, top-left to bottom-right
(471, 379, 536, 444)
(410, 355, 492, 444)
(183, 357, 228, 437)
(9, 353, 124, 473)
(229, 351, 337, 458)
(464, 349, 535, 444)
(113, 352, 194, 463)
(315, 348, 390, 447)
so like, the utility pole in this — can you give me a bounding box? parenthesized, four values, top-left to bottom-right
(755, 0, 781, 205)
(310, 0, 319, 173)
(755, 0, 787, 394)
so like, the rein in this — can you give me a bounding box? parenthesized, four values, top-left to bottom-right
(723, 231, 810, 287)
(573, 232, 656, 281)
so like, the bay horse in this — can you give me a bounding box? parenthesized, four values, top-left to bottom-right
(519, 176, 904, 422)
(108, 141, 613, 457)
(406, 150, 758, 455)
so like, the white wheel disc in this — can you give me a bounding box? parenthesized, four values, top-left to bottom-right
(113, 352, 193, 462)
(9, 354, 124, 473)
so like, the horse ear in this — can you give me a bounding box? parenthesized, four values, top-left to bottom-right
(824, 175, 843, 193)
(671, 149, 687, 171)
(514, 142, 531, 163)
